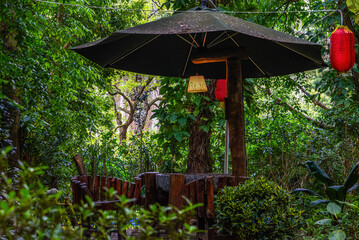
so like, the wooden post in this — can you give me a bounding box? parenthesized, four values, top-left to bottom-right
(134, 177, 142, 205)
(206, 177, 215, 219)
(169, 174, 185, 208)
(227, 176, 236, 186)
(116, 178, 122, 196)
(100, 177, 106, 201)
(226, 58, 246, 177)
(94, 175, 100, 201)
(184, 180, 197, 206)
(107, 177, 113, 192)
(196, 178, 206, 231)
(127, 182, 136, 199)
(87, 176, 93, 195)
(122, 181, 129, 197)
(217, 176, 228, 191)
(72, 154, 88, 176)
(71, 178, 79, 205)
(207, 176, 216, 240)
(145, 172, 157, 209)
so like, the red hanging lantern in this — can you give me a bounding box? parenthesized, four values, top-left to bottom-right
(330, 26, 355, 72)
(215, 79, 227, 102)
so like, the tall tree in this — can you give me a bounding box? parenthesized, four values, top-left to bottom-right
(0, 0, 146, 183)
(109, 74, 161, 143)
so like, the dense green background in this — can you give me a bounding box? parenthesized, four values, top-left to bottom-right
(2, 0, 359, 238)
(2, 0, 359, 189)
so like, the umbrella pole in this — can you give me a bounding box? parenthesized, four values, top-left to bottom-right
(226, 58, 246, 177)
(224, 120, 229, 174)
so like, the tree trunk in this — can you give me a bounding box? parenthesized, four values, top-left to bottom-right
(187, 79, 216, 173)
(119, 125, 129, 143)
(1, 19, 22, 171)
(2, 83, 22, 170)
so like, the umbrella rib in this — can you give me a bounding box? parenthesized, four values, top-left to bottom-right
(176, 34, 198, 48)
(188, 33, 200, 47)
(107, 35, 160, 67)
(202, 32, 207, 47)
(182, 42, 194, 77)
(208, 32, 239, 48)
(207, 32, 226, 48)
(226, 33, 267, 77)
(273, 41, 323, 65)
(227, 32, 240, 47)
(248, 57, 267, 77)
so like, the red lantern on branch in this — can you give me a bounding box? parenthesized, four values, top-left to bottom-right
(330, 26, 355, 72)
(215, 79, 227, 102)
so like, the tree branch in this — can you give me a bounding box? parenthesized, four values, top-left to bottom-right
(137, 75, 154, 97)
(296, 84, 330, 110)
(111, 86, 135, 113)
(270, 0, 299, 28)
(259, 85, 334, 130)
(118, 107, 131, 114)
(148, 97, 163, 108)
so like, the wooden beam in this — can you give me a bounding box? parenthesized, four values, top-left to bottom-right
(191, 47, 248, 64)
(226, 58, 246, 177)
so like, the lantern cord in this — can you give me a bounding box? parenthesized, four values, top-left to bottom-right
(34, 0, 338, 15)
(338, 9, 344, 25)
(309, 11, 337, 27)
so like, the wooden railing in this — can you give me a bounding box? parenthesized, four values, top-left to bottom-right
(71, 173, 247, 238)
(70, 175, 136, 210)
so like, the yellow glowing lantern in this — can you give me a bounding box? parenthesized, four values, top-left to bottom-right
(187, 75, 208, 93)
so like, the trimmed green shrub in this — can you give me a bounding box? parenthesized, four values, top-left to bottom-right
(215, 177, 303, 240)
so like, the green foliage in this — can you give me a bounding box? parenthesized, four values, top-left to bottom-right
(302, 199, 359, 240)
(294, 161, 359, 239)
(215, 177, 302, 239)
(76, 196, 200, 240)
(292, 161, 359, 203)
(152, 77, 225, 172)
(347, 0, 359, 24)
(0, 0, 150, 187)
(0, 162, 200, 239)
(80, 130, 175, 181)
(132, 201, 200, 239)
(0, 162, 77, 239)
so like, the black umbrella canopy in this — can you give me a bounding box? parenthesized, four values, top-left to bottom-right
(72, 7, 326, 79)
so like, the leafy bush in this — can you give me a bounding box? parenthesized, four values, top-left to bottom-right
(293, 161, 359, 205)
(0, 163, 77, 239)
(215, 177, 303, 240)
(298, 195, 359, 240)
(0, 162, 199, 239)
